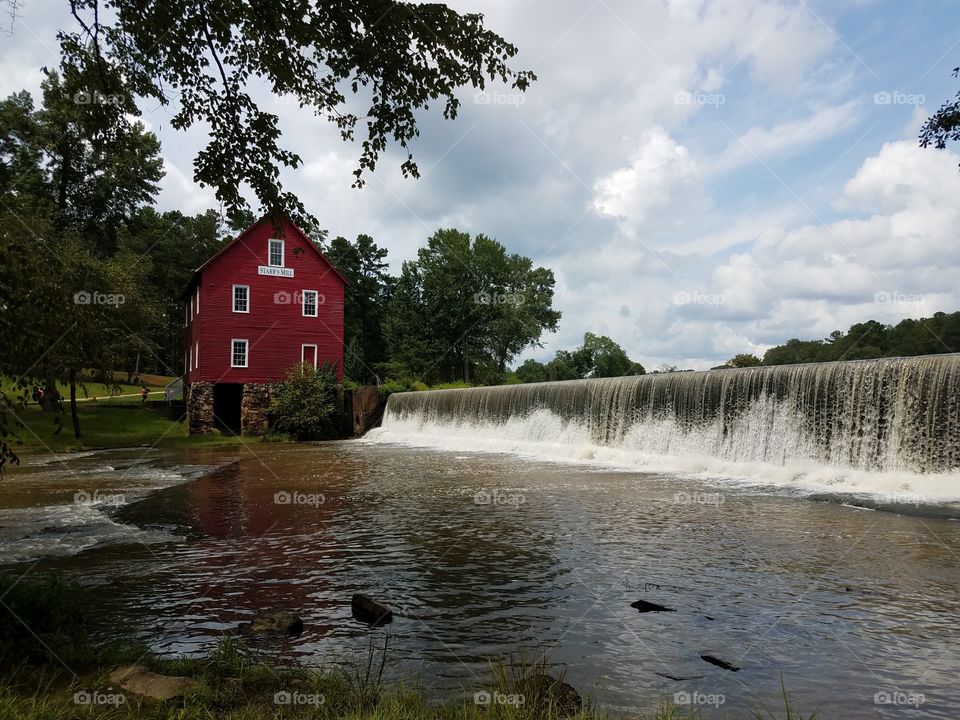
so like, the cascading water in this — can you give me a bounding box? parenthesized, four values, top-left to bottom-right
(373, 355, 960, 498)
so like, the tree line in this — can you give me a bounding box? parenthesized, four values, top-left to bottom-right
(756, 313, 960, 366)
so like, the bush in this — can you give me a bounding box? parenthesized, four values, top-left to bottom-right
(376, 378, 429, 398)
(267, 363, 344, 440)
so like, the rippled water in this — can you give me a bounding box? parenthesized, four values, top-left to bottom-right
(2, 442, 959, 718)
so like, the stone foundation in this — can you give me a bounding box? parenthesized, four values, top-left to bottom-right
(240, 383, 273, 436)
(346, 386, 386, 436)
(186, 382, 215, 434)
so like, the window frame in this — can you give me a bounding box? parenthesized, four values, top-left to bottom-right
(301, 343, 318, 368)
(301, 289, 319, 317)
(268, 239, 285, 267)
(231, 339, 249, 368)
(232, 284, 250, 314)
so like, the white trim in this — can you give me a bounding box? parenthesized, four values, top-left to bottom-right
(195, 287, 200, 314)
(301, 343, 318, 368)
(301, 289, 319, 317)
(231, 338, 249, 368)
(188, 345, 192, 371)
(189, 296, 193, 319)
(194, 341, 199, 370)
(184, 303, 189, 327)
(268, 238, 285, 267)
(232, 284, 250, 313)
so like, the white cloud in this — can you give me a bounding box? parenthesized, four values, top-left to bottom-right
(713, 102, 861, 172)
(592, 127, 704, 231)
(157, 159, 217, 215)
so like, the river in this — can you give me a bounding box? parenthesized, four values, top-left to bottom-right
(1, 438, 957, 718)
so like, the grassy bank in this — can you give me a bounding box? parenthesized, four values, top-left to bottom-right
(0, 576, 815, 720)
(4, 400, 257, 457)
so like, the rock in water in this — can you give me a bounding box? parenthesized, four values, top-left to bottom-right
(700, 654, 740, 671)
(630, 599, 675, 613)
(237, 609, 304, 637)
(351, 593, 394, 625)
(655, 671, 705, 681)
(109, 665, 195, 700)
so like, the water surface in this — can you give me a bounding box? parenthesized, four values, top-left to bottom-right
(2, 442, 957, 718)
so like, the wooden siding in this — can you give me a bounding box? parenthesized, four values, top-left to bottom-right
(183, 217, 345, 384)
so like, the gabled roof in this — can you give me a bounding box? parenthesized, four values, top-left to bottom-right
(181, 214, 349, 298)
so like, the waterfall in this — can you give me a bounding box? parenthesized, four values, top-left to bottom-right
(378, 355, 960, 476)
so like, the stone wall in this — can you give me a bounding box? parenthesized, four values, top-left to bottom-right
(347, 386, 386, 436)
(186, 382, 215, 434)
(240, 383, 273, 436)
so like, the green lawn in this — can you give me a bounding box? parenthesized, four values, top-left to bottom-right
(5, 401, 254, 457)
(3, 378, 169, 405)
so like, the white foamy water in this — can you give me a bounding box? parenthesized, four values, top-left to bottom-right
(0, 450, 206, 565)
(370, 356, 960, 504)
(0, 502, 183, 565)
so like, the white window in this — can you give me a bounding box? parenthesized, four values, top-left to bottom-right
(268, 239, 284, 267)
(301, 344, 318, 368)
(233, 285, 249, 313)
(301, 289, 318, 317)
(231, 339, 249, 368)
(195, 287, 200, 315)
(188, 345, 192, 371)
(184, 303, 189, 327)
(194, 341, 199, 369)
(189, 296, 193, 319)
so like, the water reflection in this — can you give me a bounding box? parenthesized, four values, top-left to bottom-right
(6, 442, 959, 718)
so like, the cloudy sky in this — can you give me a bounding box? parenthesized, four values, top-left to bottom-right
(4, 0, 960, 369)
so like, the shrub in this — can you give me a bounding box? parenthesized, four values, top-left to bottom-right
(267, 363, 344, 440)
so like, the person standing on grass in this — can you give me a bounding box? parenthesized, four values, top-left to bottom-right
(141, 386, 149, 404)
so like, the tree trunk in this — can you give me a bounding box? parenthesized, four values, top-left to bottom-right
(68, 369, 81, 439)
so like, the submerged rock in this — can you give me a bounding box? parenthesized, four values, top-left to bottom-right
(351, 593, 394, 625)
(700, 654, 740, 672)
(630, 599, 675, 613)
(237, 609, 304, 637)
(655, 671, 706, 681)
(109, 664, 195, 700)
